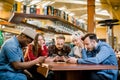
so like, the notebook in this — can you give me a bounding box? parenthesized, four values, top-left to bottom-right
(37, 63, 49, 78)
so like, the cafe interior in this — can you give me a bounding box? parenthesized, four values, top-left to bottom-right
(0, 0, 120, 80)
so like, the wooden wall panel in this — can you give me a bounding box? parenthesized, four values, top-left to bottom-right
(96, 27, 107, 39)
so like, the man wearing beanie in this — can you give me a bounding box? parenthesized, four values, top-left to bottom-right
(0, 27, 46, 80)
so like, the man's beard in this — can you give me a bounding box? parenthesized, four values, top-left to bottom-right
(58, 47, 62, 50)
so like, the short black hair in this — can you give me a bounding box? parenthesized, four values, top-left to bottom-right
(81, 33, 98, 42)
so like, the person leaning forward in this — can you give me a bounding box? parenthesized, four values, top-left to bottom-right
(67, 33, 118, 80)
(68, 31, 84, 58)
(0, 27, 46, 80)
(48, 34, 71, 62)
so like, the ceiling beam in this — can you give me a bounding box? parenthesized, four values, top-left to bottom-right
(68, 7, 87, 11)
(95, 14, 110, 18)
(105, 0, 120, 20)
(54, 0, 87, 4)
(54, 0, 101, 6)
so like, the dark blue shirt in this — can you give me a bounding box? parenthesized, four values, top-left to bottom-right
(78, 41, 118, 80)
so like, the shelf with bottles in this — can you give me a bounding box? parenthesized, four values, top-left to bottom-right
(25, 18, 78, 34)
(21, 22, 71, 35)
(9, 12, 87, 33)
(11, 2, 87, 33)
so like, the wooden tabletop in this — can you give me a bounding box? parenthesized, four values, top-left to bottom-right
(44, 57, 118, 71)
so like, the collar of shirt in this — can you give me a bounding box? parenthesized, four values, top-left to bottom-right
(13, 36, 22, 48)
(94, 41, 101, 51)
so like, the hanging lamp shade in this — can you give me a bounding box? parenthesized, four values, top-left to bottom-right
(0, 0, 14, 20)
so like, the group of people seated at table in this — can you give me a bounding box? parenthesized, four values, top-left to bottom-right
(0, 27, 118, 80)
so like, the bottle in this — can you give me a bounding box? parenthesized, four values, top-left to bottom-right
(47, 6, 52, 15)
(23, 5, 26, 13)
(51, 6, 54, 16)
(44, 6, 47, 15)
(30, 5, 36, 13)
(30, 5, 34, 13)
(26, 6, 30, 14)
(13, 2, 22, 13)
(53, 9, 58, 16)
(36, 6, 40, 14)
(17, 2, 22, 13)
(40, 7, 44, 15)
(57, 9, 61, 17)
(33, 5, 36, 13)
(13, 2, 17, 12)
(65, 13, 68, 21)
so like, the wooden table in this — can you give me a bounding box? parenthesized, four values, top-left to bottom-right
(38, 57, 118, 80)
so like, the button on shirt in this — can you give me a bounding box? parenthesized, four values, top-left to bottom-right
(0, 36, 27, 80)
(78, 41, 118, 80)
